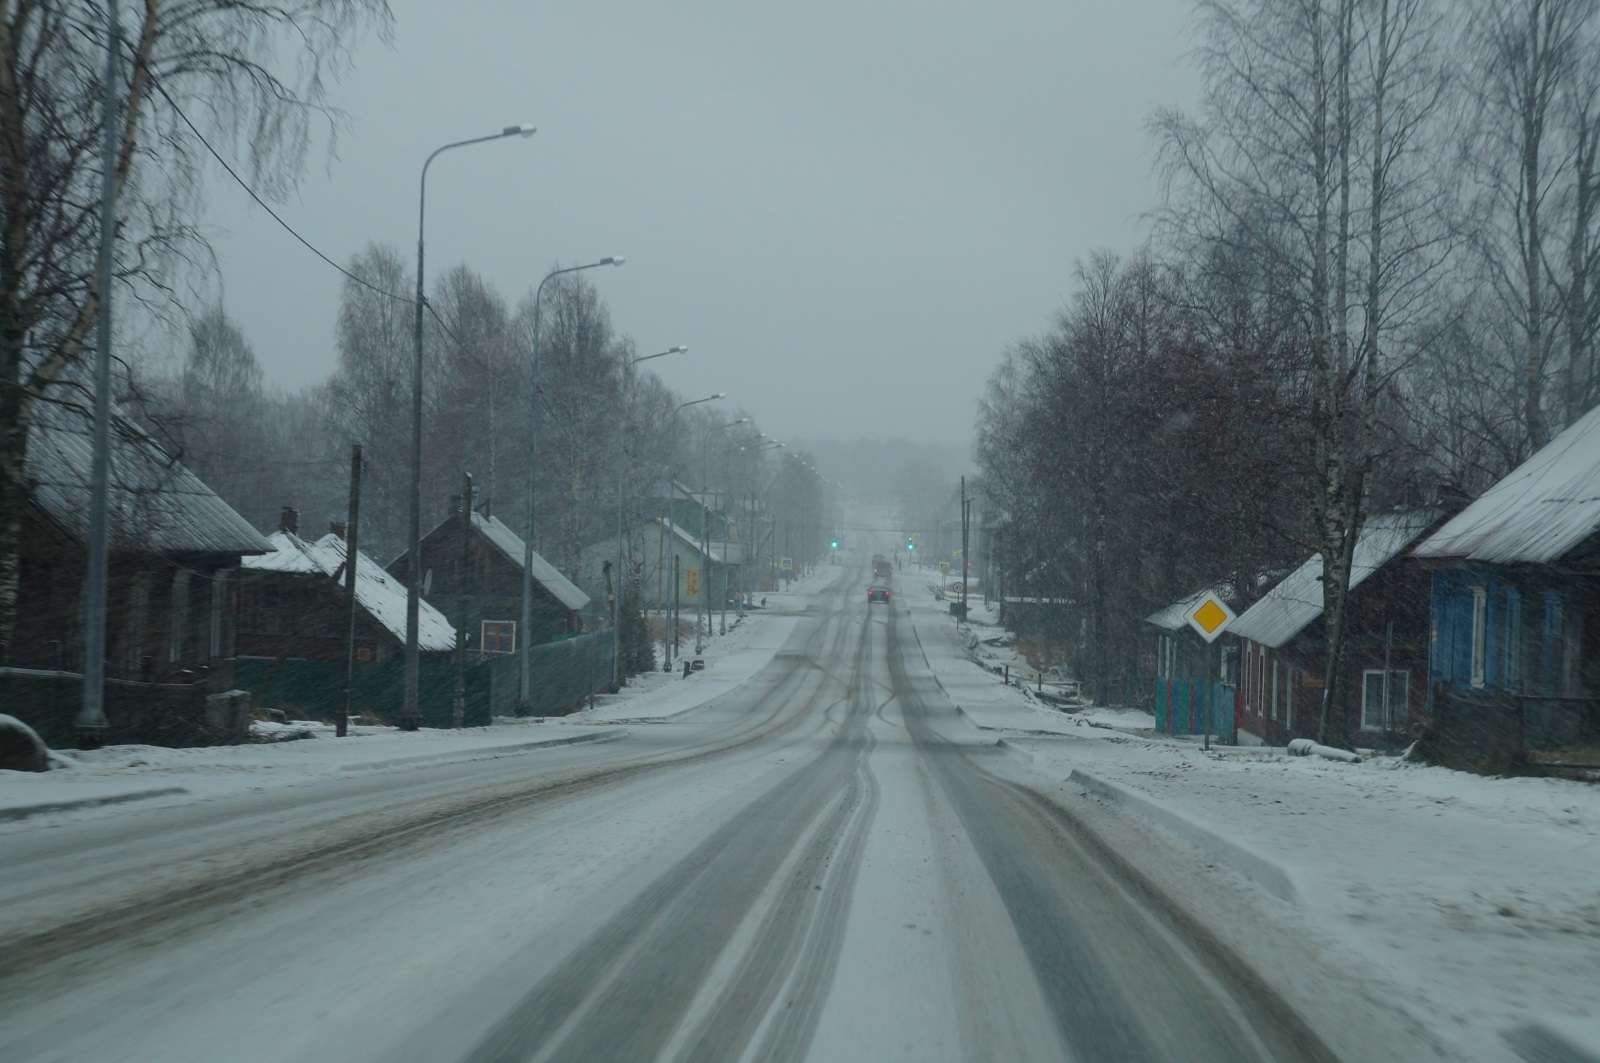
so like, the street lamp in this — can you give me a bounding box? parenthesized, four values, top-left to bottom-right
(737, 439, 782, 607)
(658, 393, 723, 671)
(613, 345, 688, 689)
(403, 123, 536, 731)
(517, 255, 626, 714)
(699, 417, 748, 653)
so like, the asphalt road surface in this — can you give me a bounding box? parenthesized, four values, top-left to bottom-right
(0, 556, 1340, 1063)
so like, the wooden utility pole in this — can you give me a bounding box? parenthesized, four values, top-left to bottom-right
(670, 554, 680, 668)
(337, 444, 362, 738)
(960, 476, 970, 621)
(452, 474, 473, 729)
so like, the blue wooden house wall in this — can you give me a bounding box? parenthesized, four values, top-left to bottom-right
(1429, 564, 1576, 700)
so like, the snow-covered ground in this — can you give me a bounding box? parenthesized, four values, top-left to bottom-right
(0, 564, 845, 824)
(0, 718, 627, 823)
(571, 562, 842, 723)
(898, 572, 1600, 1063)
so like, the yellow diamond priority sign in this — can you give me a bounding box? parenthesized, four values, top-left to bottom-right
(1185, 594, 1236, 643)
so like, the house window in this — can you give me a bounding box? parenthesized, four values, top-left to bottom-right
(1256, 644, 1266, 713)
(1562, 601, 1583, 696)
(1270, 659, 1279, 721)
(209, 573, 226, 659)
(481, 620, 516, 654)
(169, 570, 192, 664)
(1502, 589, 1521, 692)
(1470, 586, 1488, 689)
(1543, 594, 1563, 696)
(1362, 669, 1410, 731)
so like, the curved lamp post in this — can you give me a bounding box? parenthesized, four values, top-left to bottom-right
(658, 393, 723, 671)
(612, 345, 687, 689)
(516, 256, 624, 714)
(403, 123, 536, 731)
(699, 417, 748, 653)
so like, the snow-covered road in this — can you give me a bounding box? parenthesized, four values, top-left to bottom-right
(0, 549, 1417, 1062)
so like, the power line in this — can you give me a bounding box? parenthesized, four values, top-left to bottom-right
(144, 68, 473, 358)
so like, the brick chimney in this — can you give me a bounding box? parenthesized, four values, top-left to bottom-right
(279, 505, 299, 535)
(329, 521, 347, 540)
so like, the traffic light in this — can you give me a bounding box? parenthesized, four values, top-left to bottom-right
(907, 537, 915, 551)
(830, 538, 838, 550)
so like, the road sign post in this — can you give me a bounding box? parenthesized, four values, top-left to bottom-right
(1182, 593, 1236, 750)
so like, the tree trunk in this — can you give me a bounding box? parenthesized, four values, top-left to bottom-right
(1566, 107, 1598, 424)
(1522, 0, 1551, 449)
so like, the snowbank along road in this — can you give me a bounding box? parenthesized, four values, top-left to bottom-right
(1, 545, 1359, 1062)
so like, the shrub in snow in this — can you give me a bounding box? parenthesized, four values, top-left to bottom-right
(0, 713, 50, 772)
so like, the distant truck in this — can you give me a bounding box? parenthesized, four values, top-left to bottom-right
(871, 555, 892, 578)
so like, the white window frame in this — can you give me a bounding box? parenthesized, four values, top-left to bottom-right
(1470, 586, 1488, 689)
(1361, 668, 1410, 731)
(209, 572, 226, 659)
(1387, 669, 1409, 730)
(1563, 603, 1582, 696)
(1361, 669, 1386, 731)
(1270, 658, 1279, 721)
(1284, 667, 1294, 729)
(481, 620, 516, 654)
(169, 570, 192, 664)
(1502, 590, 1521, 692)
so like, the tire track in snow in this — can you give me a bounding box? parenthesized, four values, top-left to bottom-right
(457, 588, 884, 1063)
(886, 606, 1339, 1063)
(0, 583, 858, 991)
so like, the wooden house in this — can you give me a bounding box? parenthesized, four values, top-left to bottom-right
(1413, 407, 1600, 766)
(237, 519, 455, 663)
(1229, 510, 1439, 748)
(388, 510, 588, 654)
(2, 394, 272, 745)
(578, 516, 744, 615)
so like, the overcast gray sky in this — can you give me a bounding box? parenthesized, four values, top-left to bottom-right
(200, 0, 1199, 447)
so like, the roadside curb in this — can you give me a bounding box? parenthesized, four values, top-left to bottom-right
(338, 727, 627, 772)
(0, 785, 189, 823)
(1505, 1021, 1600, 1063)
(1068, 768, 1301, 908)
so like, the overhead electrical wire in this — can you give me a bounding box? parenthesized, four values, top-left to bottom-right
(143, 69, 474, 357)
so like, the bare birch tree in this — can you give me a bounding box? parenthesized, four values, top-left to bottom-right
(0, 0, 391, 656)
(1464, 0, 1598, 448)
(1155, 0, 1451, 747)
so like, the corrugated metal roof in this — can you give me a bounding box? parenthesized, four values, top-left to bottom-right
(1230, 510, 1439, 649)
(243, 531, 456, 651)
(470, 513, 591, 613)
(1414, 404, 1600, 563)
(25, 394, 271, 557)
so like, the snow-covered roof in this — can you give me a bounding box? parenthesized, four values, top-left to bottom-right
(1146, 584, 1235, 632)
(656, 517, 741, 565)
(25, 391, 271, 557)
(469, 513, 591, 613)
(1414, 404, 1600, 564)
(1230, 510, 1439, 649)
(244, 531, 456, 651)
